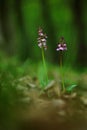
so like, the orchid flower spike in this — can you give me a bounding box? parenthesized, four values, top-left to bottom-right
(37, 27, 47, 50)
(56, 37, 67, 51)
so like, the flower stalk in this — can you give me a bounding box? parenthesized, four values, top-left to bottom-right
(41, 47, 48, 84)
(59, 51, 65, 93)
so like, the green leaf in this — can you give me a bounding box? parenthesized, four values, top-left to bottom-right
(66, 84, 77, 92)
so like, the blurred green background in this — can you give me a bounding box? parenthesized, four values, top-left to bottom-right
(0, 0, 87, 129)
(0, 0, 87, 67)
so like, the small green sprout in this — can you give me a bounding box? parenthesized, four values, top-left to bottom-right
(66, 84, 77, 93)
(37, 27, 48, 87)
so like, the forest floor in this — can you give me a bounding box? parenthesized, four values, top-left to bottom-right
(16, 74, 87, 130)
(0, 57, 87, 130)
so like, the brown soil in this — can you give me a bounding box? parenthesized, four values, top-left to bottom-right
(17, 88, 87, 130)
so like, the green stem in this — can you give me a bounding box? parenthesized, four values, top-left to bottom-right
(60, 51, 65, 93)
(41, 47, 48, 84)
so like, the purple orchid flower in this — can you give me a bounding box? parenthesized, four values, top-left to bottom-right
(37, 28, 47, 50)
(56, 37, 67, 51)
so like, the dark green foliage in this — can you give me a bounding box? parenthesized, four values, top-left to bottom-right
(0, 0, 87, 67)
(0, 57, 27, 129)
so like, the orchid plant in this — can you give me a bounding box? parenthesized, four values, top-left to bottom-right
(37, 27, 48, 87)
(37, 27, 77, 93)
(56, 37, 77, 93)
(56, 37, 67, 93)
